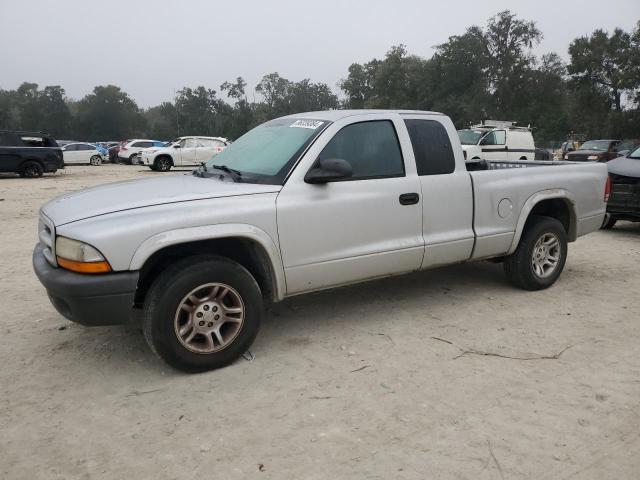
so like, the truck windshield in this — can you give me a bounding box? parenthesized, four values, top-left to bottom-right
(457, 129, 484, 145)
(204, 118, 328, 184)
(579, 140, 610, 152)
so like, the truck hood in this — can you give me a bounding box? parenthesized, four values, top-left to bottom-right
(607, 156, 640, 178)
(42, 174, 281, 226)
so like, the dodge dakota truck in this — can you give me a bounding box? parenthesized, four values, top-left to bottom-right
(33, 110, 609, 372)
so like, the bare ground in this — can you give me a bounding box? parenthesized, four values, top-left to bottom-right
(1, 165, 639, 479)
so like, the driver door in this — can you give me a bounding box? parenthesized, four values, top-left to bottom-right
(178, 138, 197, 166)
(276, 116, 424, 295)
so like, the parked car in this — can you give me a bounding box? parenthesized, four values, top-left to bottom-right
(565, 139, 621, 162)
(0, 130, 64, 177)
(117, 139, 164, 164)
(601, 145, 640, 229)
(61, 142, 105, 165)
(458, 120, 536, 161)
(616, 139, 640, 157)
(534, 147, 552, 160)
(140, 136, 229, 171)
(94, 144, 109, 158)
(33, 110, 608, 372)
(108, 141, 128, 162)
(130, 141, 168, 164)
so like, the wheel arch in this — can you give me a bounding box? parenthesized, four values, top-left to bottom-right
(507, 190, 577, 255)
(131, 224, 286, 305)
(19, 157, 45, 169)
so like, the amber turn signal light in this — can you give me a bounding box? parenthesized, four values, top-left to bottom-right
(57, 257, 112, 274)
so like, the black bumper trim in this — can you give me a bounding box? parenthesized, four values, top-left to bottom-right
(33, 243, 139, 326)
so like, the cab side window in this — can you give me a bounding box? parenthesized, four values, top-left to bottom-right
(183, 139, 197, 148)
(404, 119, 455, 176)
(481, 130, 506, 146)
(317, 120, 404, 180)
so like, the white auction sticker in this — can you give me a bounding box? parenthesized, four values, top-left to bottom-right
(290, 120, 323, 129)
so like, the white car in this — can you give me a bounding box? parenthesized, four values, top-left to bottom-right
(61, 143, 105, 166)
(140, 136, 229, 171)
(117, 139, 164, 164)
(458, 120, 535, 162)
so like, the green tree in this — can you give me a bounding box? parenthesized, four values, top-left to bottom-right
(174, 86, 223, 136)
(37, 86, 72, 137)
(430, 26, 491, 126)
(484, 10, 542, 117)
(568, 24, 639, 111)
(75, 85, 145, 140)
(221, 77, 254, 139)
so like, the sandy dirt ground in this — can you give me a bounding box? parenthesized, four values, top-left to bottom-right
(0, 164, 639, 479)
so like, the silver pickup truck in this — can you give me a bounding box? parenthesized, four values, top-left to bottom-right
(33, 110, 609, 372)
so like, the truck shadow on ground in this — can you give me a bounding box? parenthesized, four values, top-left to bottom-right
(46, 260, 509, 377)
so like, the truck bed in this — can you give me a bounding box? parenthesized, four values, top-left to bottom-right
(466, 159, 608, 259)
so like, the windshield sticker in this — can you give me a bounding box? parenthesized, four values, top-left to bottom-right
(290, 120, 323, 129)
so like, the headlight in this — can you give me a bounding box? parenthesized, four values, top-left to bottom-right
(587, 155, 598, 160)
(55, 236, 112, 273)
(564, 155, 569, 159)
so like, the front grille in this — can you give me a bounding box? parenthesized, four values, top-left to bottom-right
(38, 212, 57, 266)
(608, 175, 640, 212)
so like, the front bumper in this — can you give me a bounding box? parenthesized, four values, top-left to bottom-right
(33, 243, 139, 326)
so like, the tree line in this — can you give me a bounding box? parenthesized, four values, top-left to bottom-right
(1, 11, 639, 145)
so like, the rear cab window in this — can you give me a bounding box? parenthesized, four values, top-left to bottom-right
(404, 119, 455, 176)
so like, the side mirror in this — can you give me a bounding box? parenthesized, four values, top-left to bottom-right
(173, 144, 181, 148)
(305, 158, 353, 184)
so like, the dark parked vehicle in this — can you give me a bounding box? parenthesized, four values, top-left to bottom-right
(616, 139, 640, 157)
(602, 146, 640, 229)
(0, 130, 64, 178)
(566, 139, 621, 162)
(534, 147, 551, 160)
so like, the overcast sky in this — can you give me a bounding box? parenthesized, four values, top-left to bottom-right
(1, 0, 638, 107)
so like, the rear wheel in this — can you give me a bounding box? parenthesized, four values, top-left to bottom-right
(19, 160, 44, 178)
(601, 216, 617, 230)
(142, 256, 263, 372)
(504, 215, 567, 290)
(89, 155, 102, 166)
(129, 154, 138, 165)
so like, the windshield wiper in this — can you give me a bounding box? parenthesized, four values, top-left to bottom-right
(210, 164, 243, 182)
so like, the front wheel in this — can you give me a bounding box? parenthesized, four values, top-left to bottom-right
(90, 155, 102, 166)
(504, 216, 567, 290)
(154, 157, 172, 172)
(142, 256, 263, 372)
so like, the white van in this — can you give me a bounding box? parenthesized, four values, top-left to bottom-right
(458, 121, 535, 162)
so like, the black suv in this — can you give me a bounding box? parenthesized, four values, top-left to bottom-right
(0, 130, 64, 177)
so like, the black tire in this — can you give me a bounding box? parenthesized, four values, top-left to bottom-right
(143, 255, 263, 373)
(90, 155, 102, 166)
(601, 216, 617, 230)
(154, 156, 172, 172)
(19, 160, 44, 178)
(129, 154, 138, 165)
(503, 215, 568, 291)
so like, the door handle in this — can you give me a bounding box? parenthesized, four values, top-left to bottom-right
(399, 193, 420, 205)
